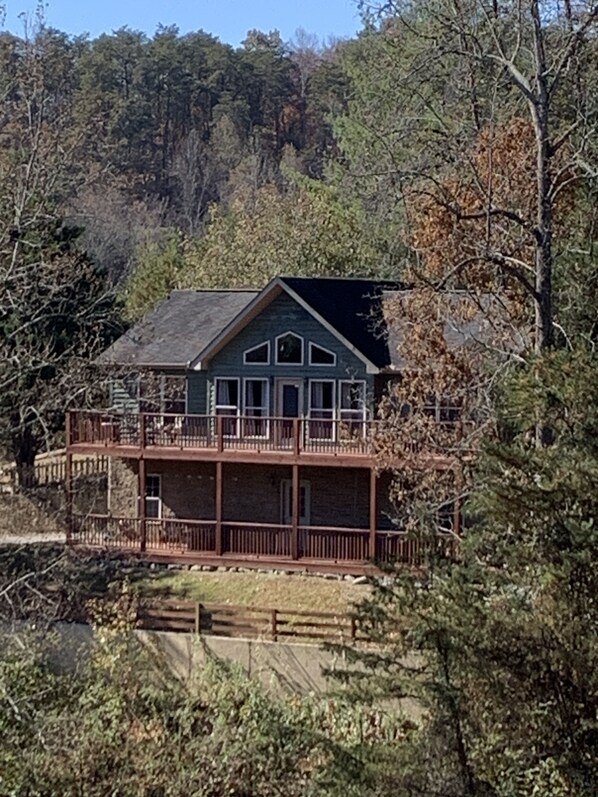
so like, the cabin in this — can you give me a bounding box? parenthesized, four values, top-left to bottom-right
(65, 276, 459, 574)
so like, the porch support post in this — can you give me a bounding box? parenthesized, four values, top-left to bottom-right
(139, 412, 146, 451)
(291, 464, 299, 560)
(369, 467, 377, 560)
(139, 457, 146, 552)
(64, 448, 73, 545)
(215, 460, 223, 556)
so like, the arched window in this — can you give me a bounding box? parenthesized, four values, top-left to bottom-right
(275, 332, 303, 365)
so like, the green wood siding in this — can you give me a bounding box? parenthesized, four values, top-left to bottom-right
(201, 293, 374, 416)
(110, 378, 140, 412)
(186, 372, 208, 414)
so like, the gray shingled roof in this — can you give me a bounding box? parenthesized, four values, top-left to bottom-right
(98, 290, 258, 367)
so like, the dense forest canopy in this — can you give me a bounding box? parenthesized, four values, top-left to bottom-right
(0, 23, 357, 284)
(2, 4, 598, 794)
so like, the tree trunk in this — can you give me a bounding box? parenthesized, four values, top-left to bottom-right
(531, 0, 554, 355)
(12, 422, 38, 490)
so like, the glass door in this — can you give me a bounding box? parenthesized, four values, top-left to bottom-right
(276, 379, 303, 445)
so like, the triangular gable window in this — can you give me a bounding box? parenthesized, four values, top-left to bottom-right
(309, 342, 336, 366)
(244, 341, 270, 364)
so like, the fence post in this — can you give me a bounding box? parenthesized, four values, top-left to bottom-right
(271, 608, 278, 642)
(65, 450, 73, 545)
(195, 602, 201, 635)
(350, 615, 357, 643)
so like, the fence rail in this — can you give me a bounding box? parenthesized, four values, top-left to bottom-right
(136, 599, 362, 644)
(4, 454, 109, 490)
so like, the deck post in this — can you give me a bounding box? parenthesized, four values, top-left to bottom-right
(369, 467, 377, 560)
(291, 464, 299, 560)
(215, 460, 223, 556)
(216, 415, 224, 453)
(139, 412, 146, 450)
(139, 457, 146, 552)
(293, 418, 300, 456)
(64, 446, 73, 545)
(454, 467, 463, 537)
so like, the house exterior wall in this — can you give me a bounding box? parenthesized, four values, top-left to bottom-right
(109, 292, 378, 418)
(205, 292, 374, 416)
(107, 458, 138, 516)
(187, 371, 208, 414)
(107, 460, 396, 531)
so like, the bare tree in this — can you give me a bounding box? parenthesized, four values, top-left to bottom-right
(0, 22, 121, 474)
(355, 1, 598, 353)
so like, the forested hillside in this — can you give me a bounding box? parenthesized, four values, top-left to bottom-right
(2, 2, 598, 795)
(0, 24, 379, 300)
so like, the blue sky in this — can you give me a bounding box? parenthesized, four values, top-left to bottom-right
(2, 1, 363, 45)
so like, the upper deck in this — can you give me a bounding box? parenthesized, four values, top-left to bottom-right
(67, 410, 383, 466)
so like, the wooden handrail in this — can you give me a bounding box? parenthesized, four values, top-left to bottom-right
(67, 410, 381, 455)
(135, 599, 362, 644)
(71, 513, 459, 566)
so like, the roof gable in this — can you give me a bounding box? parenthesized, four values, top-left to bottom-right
(280, 277, 402, 370)
(193, 276, 403, 372)
(98, 277, 407, 372)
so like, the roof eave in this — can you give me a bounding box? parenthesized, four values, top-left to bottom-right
(189, 280, 285, 369)
(279, 280, 381, 375)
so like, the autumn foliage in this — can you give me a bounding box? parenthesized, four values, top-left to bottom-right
(408, 118, 574, 294)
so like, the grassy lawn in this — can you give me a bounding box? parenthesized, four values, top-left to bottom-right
(136, 569, 368, 614)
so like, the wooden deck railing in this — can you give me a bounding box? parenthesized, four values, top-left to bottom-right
(67, 410, 377, 458)
(71, 514, 458, 567)
(5, 453, 108, 490)
(136, 600, 363, 644)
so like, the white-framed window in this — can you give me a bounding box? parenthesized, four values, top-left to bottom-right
(275, 331, 303, 365)
(140, 375, 186, 416)
(424, 396, 461, 424)
(339, 380, 367, 435)
(280, 480, 311, 525)
(308, 379, 335, 440)
(243, 341, 270, 365)
(243, 378, 269, 437)
(309, 342, 336, 366)
(215, 377, 240, 436)
(145, 474, 162, 519)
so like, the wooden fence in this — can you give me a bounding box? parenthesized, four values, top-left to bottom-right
(136, 599, 362, 644)
(9, 454, 109, 490)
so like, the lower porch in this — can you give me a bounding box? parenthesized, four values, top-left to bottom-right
(67, 459, 458, 573)
(70, 515, 457, 574)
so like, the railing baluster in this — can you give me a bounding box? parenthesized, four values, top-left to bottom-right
(67, 411, 377, 459)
